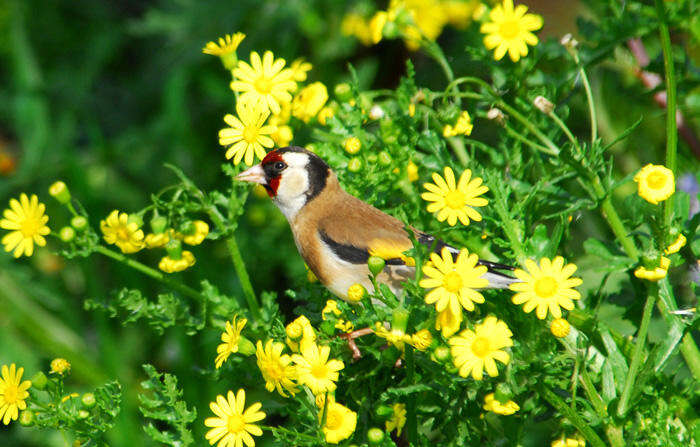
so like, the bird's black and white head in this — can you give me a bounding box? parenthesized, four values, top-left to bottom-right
(236, 146, 330, 220)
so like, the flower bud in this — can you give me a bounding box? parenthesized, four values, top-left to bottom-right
(487, 108, 506, 125)
(81, 392, 96, 408)
(407, 161, 419, 182)
(550, 318, 571, 338)
(165, 239, 183, 260)
(77, 410, 90, 420)
(71, 216, 88, 231)
(50, 358, 71, 375)
(368, 256, 386, 276)
(49, 181, 71, 204)
(377, 151, 392, 166)
(19, 410, 34, 426)
(59, 227, 76, 242)
(494, 383, 513, 402)
(347, 157, 362, 172)
(369, 105, 385, 120)
(533, 96, 554, 114)
(432, 346, 451, 363)
(560, 33, 579, 52)
(391, 307, 409, 332)
(31, 371, 47, 389)
(334, 83, 352, 102)
(347, 283, 366, 302)
(127, 214, 144, 228)
(150, 215, 168, 234)
(374, 405, 394, 419)
(343, 137, 362, 154)
(367, 427, 385, 445)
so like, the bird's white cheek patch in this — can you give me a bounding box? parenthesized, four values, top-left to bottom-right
(274, 170, 309, 221)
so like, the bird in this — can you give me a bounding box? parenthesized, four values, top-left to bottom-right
(236, 146, 515, 301)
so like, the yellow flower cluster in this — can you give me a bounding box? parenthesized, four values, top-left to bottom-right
(443, 111, 474, 137)
(205, 34, 332, 165)
(343, 0, 481, 50)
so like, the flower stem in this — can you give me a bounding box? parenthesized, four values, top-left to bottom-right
(572, 53, 598, 143)
(548, 111, 583, 156)
(591, 177, 640, 260)
(655, 0, 677, 236)
(205, 204, 262, 321)
(657, 279, 700, 381)
(94, 245, 208, 304)
(423, 39, 454, 83)
(617, 284, 656, 417)
(538, 384, 607, 447)
(405, 345, 418, 444)
(496, 101, 560, 155)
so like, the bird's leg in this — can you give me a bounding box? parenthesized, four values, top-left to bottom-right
(339, 327, 374, 360)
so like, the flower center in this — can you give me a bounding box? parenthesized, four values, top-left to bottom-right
(499, 20, 520, 39)
(534, 276, 558, 298)
(254, 77, 273, 94)
(443, 271, 463, 293)
(444, 190, 466, 210)
(227, 414, 246, 433)
(20, 218, 40, 238)
(117, 228, 131, 242)
(471, 337, 491, 358)
(3, 386, 18, 404)
(243, 126, 259, 143)
(267, 361, 285, 380)
(646, 171, 667, 190)
(325, 409, 342, 430)
(311, 363, 328, 379)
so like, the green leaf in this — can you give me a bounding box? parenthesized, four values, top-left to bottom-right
(138, 364, 197, 447)
(583, 239, 635, 271)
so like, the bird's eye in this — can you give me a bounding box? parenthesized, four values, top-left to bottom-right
(274, 161, 286, 171)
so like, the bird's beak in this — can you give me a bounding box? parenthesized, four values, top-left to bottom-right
(236, 164, 267, 184)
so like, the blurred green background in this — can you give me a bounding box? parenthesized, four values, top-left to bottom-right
(1, 0, 699, 445)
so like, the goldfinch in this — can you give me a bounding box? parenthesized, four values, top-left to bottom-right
(237, 146, 515, 301)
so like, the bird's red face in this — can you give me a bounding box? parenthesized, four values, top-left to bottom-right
(236, 147, 330, 220)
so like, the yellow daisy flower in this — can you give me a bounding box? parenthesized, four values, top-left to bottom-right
(385, 403, 406, 435)
(179, 220, 209, 246)
(409, 329, 434, 351)
(256, 340, 298, 397)
(320, 401, 357, 444)
(202, 32, 246, 56)
(158, 251, 195, 273)
(318, 105, 335, 125)
(369, 11, 388, 44)
(292, 342, 344, 395)
(483, 393, 519, 415)
(100, 210, 145, 254)
(270, 124, 293, 147)
(1, 193, 51, 258)
(550, 318, 571, 338)
(421, 167, 489, 226)
(480, 0, 543, 62)
(634, 256, 670, 282)
(435, 306, 463, 338)
(0, 363, 32, 425)
(145, 231, 171, 249)
(448, 316, 513, 380)
(204, 389, 265, 447)
(510, 256, 583, 319)
(420, 247, 488, 314)
(215, 316, 248, 369)
(334, 319, 354, 333)
(50, 358, 71, 375)
(219, 98, 276, 166)
(551, 436, 586, 447)
(443, 111, 474, 137)
(292, 82, 328, 123)
(634, 164, 675, 205)
(289, 58, 312, 83)
(231, 51, 297, 114)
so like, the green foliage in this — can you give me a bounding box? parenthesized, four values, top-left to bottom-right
(138, 364, 197, 447)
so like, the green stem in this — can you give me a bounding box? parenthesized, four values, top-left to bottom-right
(503, 123, 552, 154)
(617, 284, 656, 417)
(539, 384, 607, 447)
(680, 334, 700, 380)
(591, 177, 640, 260)
(204, 204, 262, 321)
(94, 246, 208, 304)
(577, 58, 598, 143)
(447, 138, 469, 166)
(655, 0, 677, 237)
(423, 40, 454, 83)
(405, 346, 418, 444)
(496, 101, 560, 155)
(548, 111, 583, 155)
